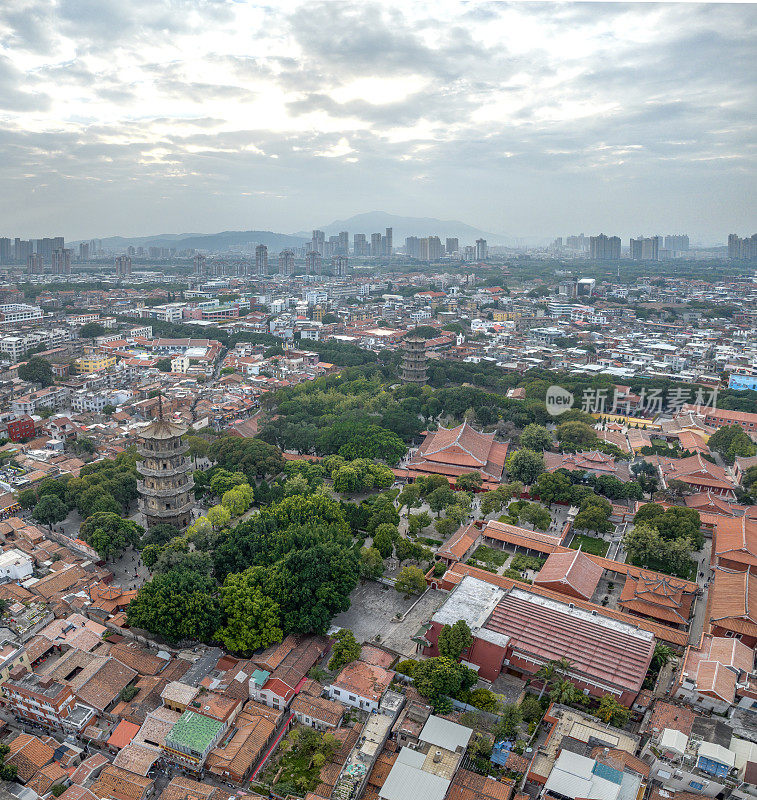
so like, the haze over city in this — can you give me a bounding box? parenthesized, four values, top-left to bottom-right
(1, 1, 755, 241)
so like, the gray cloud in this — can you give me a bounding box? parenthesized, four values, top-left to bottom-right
(0, 1, 754, 240)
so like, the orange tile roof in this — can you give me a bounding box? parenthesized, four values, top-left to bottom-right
(409, 422, 508, 480)
(714, 516, 757, 569)
(438, 522, 481, 562)
(482, 520, 567, 552)
(618, 571, 695, 625)
(447, 768, 514, 800)
(534, 550, 604, 600)
(205, 705, 275, 780)
(647, 700, 695, 736)
(7, 734, 55, 783)
(291, 694, 345, 727)
(26, 761, 69, 795)
(332, 661, 392, 703)
(90, 765, 153, 800)
(107, 720, 140, 750)
(708, 568, 757, 638)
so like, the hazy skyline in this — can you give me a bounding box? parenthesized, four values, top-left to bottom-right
(1, 1, 754, 242)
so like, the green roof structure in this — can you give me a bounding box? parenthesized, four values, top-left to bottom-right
(165, 710, 224, 755)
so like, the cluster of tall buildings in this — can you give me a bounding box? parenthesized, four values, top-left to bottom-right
(589, 234, 621, 260)
(310, 227, 392, 259)
(192, 243, 350, 280)
(580, 233, 692, 261)
(0, 236, 65, 266)
(404, 236, 487, 262)
(728, 233, 757, 260)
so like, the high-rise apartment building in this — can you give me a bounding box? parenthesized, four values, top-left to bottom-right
(333, 256, 349, 277)
(630, 236, 661, 261)
(475, 238, 488, 261)
(664, 234, 689, 251)
(255, 244, 268, 276)
(193, 254, 207, 277)
(353, 233, 367, 257)
(405, 237, 420, 259)
(445, 238, 459, 255)
(311, 230, 325, 256)
(52, 248, 72, 274)
(727, 234, 757, 260)
(589, 234, 621, 260)
(0, 238, 10, 264)
(462, 246, 476, 261)
(79, 242, 89, 261)
(428, 236, 442, 261)
(15, 239, 32, 262)
(278, 249, 295, 275)
(566, 234, 589, 251)
(370, 233, 382, 257)
(115, 256, 132, 277)
(384, 227, 393, 257)
(419, 238, 430, 262)
(27, 254, 43, 274)
(305, 251, 322, 275)
(337, 231, 349, 255)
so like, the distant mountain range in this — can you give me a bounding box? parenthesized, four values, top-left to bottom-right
(297, 211, 510, 246)
(72, 230, 307, 251)
(72, 212, 512, 253)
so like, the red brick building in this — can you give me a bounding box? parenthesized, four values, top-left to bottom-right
(421, 575, 655, 707)
(3, 668, 76, 728)
(6, 415, 36, 442)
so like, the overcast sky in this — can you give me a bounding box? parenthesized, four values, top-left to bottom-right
(1, 1, 754, 242)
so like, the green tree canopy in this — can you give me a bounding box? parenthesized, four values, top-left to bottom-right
(395, 565, 427, 595)
(556, 421, 598, 450)
(506, 449, 545, 484)
(455, 472, 483, 491)
(32, 495, 68, 527)
(328, 628, 362, 671)
(359, 546, 384, 579)
(519, 424, 553, 452)
(80, 512, 143, 560)
(79, 322, 106, 340)
(437, 620, 473, 660)
(412, 657, 477, 707)
(217, 569, 283, 655)
(127, 569, 221, 643)
(622, 523, 694, 578)
(708, 424, 757, 463)
(19, 356, 54, 387)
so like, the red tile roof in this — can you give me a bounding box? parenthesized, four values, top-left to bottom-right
(484, 588, 655, 695)
(445, 563, 690, 646)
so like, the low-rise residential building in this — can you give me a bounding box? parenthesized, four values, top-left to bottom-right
(3, 668, 79, 728)
(328, 661, 393, 713)
(161, 709, 227, 771)
(0, 548, 33, 581)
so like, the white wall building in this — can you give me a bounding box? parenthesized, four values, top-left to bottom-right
(0, 549, 33, 582)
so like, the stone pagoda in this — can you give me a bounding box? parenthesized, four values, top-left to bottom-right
(136, 398, 194, 529)
(400, 335, 427, 385)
